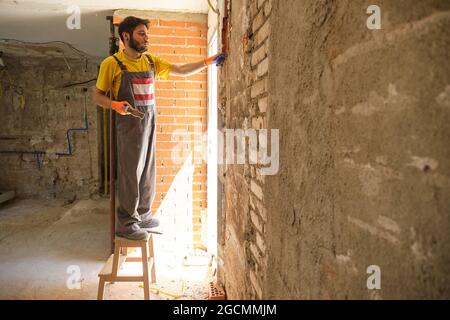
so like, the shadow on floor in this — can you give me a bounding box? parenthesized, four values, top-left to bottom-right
(0, 198, 213, 300)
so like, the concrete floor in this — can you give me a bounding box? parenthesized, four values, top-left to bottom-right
(0, 197, 213, 300)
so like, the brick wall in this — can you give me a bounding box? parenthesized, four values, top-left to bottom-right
(217, 0, 272, 299)
(114, 12, 208, 253)
(247, 0, 271, 300)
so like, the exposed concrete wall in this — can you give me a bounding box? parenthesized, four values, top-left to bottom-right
(0, 52, 100, 200)
(219, 0, 450, 299)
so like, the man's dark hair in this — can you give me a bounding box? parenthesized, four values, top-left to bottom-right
(118, 16, 150, 42)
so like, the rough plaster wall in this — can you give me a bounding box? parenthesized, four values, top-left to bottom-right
(0, 54, 100, 200)
(265, 0, 450, 299)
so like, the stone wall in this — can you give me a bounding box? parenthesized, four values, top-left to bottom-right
(217, 0, 272, 299)
(0, 50, 100, 200)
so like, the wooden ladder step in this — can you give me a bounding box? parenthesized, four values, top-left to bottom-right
(98, 234, 157, 300)
(115, 234, 151, 247)
(99, 255, 154, 276)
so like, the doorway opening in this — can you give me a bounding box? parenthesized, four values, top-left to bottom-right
(206, 30, 218, 267)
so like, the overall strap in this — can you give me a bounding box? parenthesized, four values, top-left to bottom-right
(112, 55, 127, 71)
(144, 54, 155, 73)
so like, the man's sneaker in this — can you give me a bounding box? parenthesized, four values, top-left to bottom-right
(138, 217, 160, 229)
(116, 228, 149, 241)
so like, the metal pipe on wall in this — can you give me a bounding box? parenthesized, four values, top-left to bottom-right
(0, 90, 90, 166)
(222, 0, 229, 55)
(106, 15, 117, 254)
(109, 99, 116, 254)
(103, 108, 108, 195)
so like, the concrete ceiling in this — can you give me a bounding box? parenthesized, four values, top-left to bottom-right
(0, 0, 210, 58)
(0, 0, 209, 13)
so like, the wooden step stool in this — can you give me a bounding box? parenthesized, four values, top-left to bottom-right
(97, 233, 156, 300)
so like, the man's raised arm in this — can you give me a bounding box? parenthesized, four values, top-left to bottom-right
(170, 53, 226, 77)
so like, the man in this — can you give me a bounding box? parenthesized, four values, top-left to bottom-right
(94, 16, 225, 240)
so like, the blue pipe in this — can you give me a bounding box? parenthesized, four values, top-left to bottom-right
(56, 104, 89, 156)
(0, 93, 89, 164)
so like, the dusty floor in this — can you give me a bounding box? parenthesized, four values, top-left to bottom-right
(0, 197, 213, 300)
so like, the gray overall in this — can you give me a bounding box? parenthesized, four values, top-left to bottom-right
(112, 54, 157, 235)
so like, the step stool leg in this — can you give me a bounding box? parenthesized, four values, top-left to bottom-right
(148, 235, 156, 283)
(111, 241, 121, 278)
(141, 242, 150, 300)
(110, 241, 122, 285)
(97, 278, 105, 300)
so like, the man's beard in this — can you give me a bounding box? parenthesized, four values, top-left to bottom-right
(129, 36, 147, 53)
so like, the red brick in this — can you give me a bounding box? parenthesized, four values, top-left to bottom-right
(149, 19, 159, 26)
(186, 38, 208, 46)
(193, 192, 207, 200)
(157, 107, 186, 117)
(158, 54, 204, 63)
(187, 108, 208, 116)
(175, 29, 205, 38)
(149, 45, 176, 54)
(157, 158, 189, 167)
(175, 47, 203, 55)
(192, 184, 205, 192)
(171, 74, 206, 81)
(159, 20, 186, 28)
(156, 150, 180, 159)
(157, 90, 185, 98)
(156, 176, 175, 185)
(156, 81, 176, 89)
(155, 99, 176, 107)
(157, 116, 177, 124)
(157, 140, 189, 150)
(186, 21, 208, 30)
(175, 82, 206, 90)
(113, 16, 123, 24)
(185, 91, 208, 99)
(157, 166, 182, 176)
(157, 124, 189, 132)
(150, 37, 186, 46)
(175, 99, 202, 107)
(193, 176, 207, 184)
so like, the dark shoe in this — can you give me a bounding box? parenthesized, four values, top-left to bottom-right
(116, 228, 148, 240)
(138, 217, 160, 229)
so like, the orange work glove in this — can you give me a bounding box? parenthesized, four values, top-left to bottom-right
(111, 101, 131, 115)
(204, 53, 226, 67)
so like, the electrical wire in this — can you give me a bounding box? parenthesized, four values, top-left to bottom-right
(56, 91, 89, 156)
(0, 91, 90, 164)
(61, 78, 97, 88)
(0, 40, 93, 167)
(61, 51, 72, 70)
(0, 39, 91, 59)
(207, 0, 220, 14)
(0, 68, 26, 108)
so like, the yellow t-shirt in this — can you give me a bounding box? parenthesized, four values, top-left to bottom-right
(96, 51, 173, 99)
